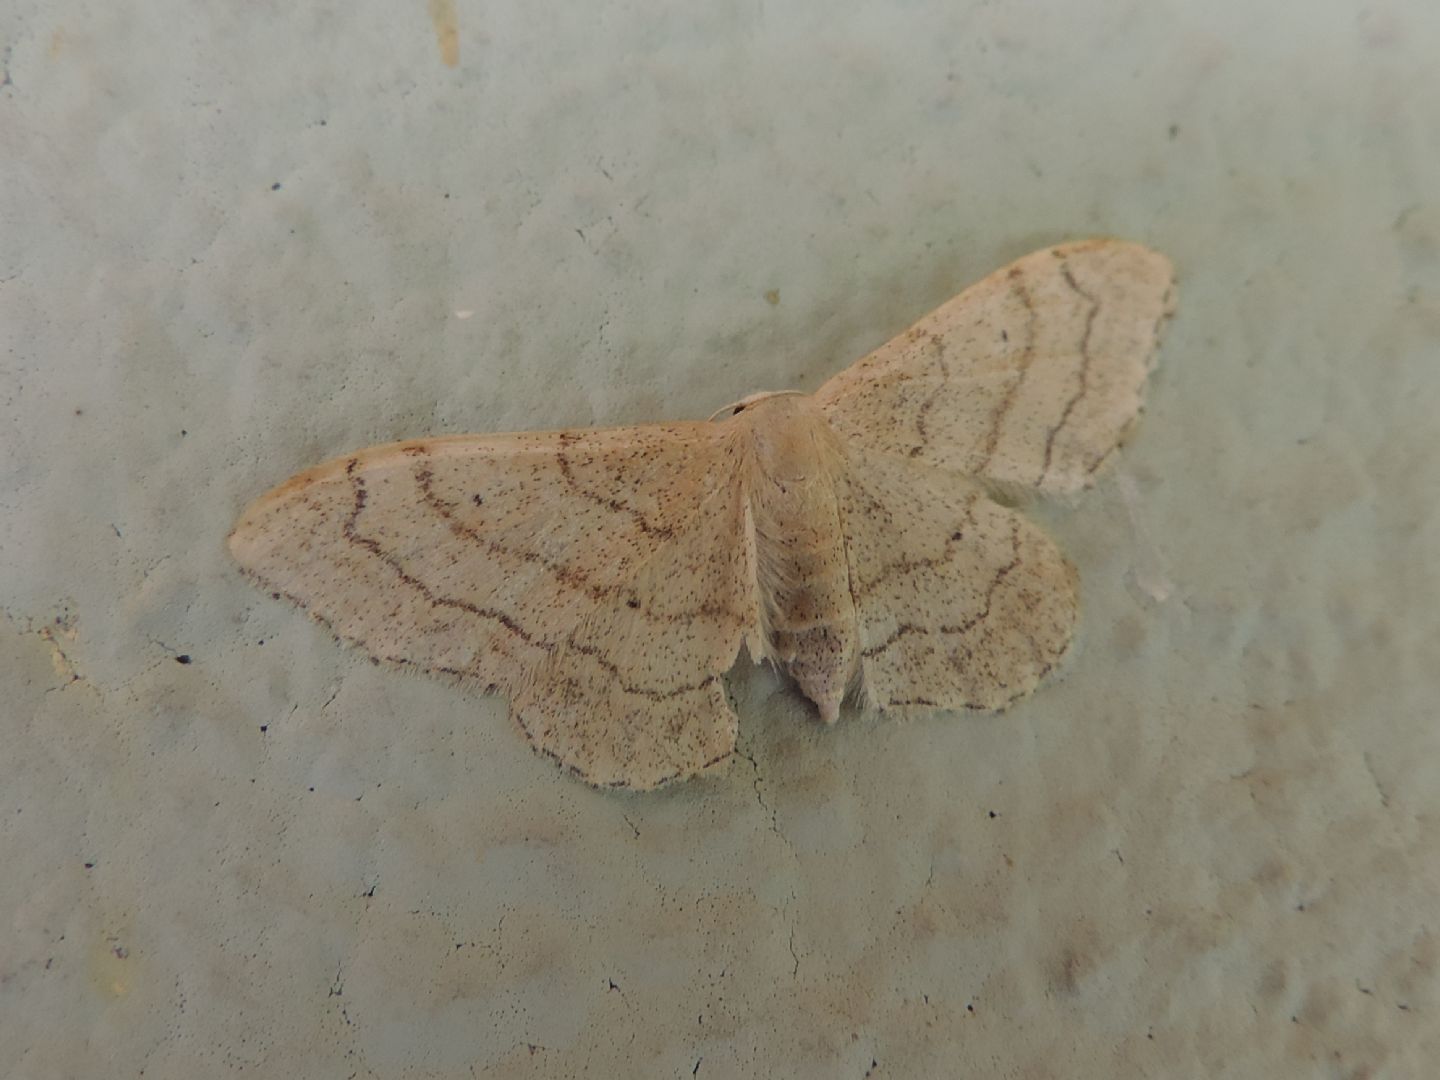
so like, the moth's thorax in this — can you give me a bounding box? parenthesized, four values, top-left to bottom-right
(732, 393, 843, 483)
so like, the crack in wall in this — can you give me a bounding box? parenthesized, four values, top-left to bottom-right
(738, 743, 802, 979)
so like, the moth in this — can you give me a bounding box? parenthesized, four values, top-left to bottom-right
(229, 239, 1175, 789)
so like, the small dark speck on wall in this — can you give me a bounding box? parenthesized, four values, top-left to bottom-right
(271, 182, 282, 191)
(174, 654, 192, 665)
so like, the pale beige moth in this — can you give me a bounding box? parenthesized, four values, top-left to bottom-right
(229, 239, 1176, 789)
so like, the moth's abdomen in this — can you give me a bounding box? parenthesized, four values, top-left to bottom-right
(756, 523, 858, 725)
(741, 396, 859, 723)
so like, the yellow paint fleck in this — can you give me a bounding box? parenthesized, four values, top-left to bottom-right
(88, 936, 135, 998)
(764, 289, 781, 306)
(429, 0, 460, 68)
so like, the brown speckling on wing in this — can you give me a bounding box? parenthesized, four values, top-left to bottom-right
(228, 424, 754, 789)
(228, 238, 1174, 789)
(837, 451, 1079, 713)
(813, 239, 1175, 495)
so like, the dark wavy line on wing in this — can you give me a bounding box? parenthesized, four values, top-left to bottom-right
(341, 459, 736, 701)
(1038, 260, 1100, 483)
(859, 517, 1023, 658)
(847, 488, 983, 599)
(409, 462, 745, 628)
(971, 267, 1039, 476)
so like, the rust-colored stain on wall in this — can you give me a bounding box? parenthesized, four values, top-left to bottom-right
(429, 0, 460, 67)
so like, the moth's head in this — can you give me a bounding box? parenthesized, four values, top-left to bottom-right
(730, 392, 839, 482)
